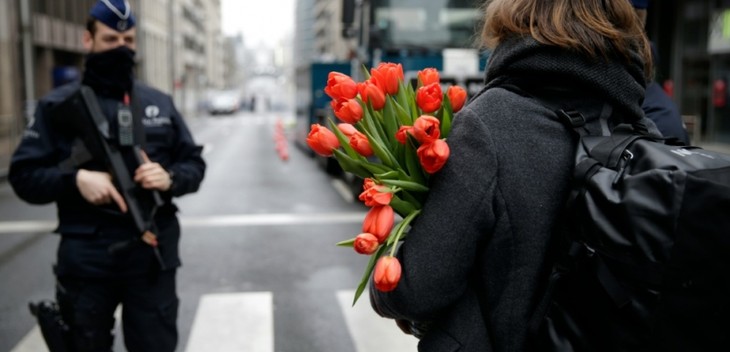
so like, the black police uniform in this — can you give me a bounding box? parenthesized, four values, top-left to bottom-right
(9, 80, 205, 351)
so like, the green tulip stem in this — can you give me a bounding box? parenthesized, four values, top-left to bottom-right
(388, 209, 421, 257)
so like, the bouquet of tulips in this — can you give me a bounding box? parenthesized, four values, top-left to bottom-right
(306, 63, 467, 304)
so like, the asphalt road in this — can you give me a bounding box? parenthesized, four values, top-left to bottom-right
(0, 110, 419, 352)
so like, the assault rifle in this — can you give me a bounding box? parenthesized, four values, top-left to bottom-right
(50, 85, 163, 247)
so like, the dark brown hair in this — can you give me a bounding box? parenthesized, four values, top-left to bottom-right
(481, 0, 652, 77)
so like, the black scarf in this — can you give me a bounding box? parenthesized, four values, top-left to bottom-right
(82, 46, 136, 99)
(483, 36, 648, 123)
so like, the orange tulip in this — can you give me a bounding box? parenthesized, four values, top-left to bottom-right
(412, 115, 441, 144)
(358, 80, 386, 110)
(331, 98, 363, 124)
(349, 131, 374, 157)
(373, 256, 402, 292)
(324, 72, 358, 100)
(418, 68, 440, 86)
(371, 62, 404, 95)
(354, 233, 380, 255)
(417, 139, 450, 174)
(358, 184, 392, 207)
(447, 86, 467, 113)
(416, 82, 443, 113)
(362, 205, 394, 243)
(395, 125, 413, 145)
(337, 123, 358, 137)
(306, 124, 340, 157)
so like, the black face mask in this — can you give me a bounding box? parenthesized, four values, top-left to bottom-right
(82, 46, 136, 99)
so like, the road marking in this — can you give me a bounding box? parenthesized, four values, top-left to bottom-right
(10, 306, 122, 352)
(0, 213, 366, 234)
(185, 292, 273, 352)
(336, 290, 420, 352)
(179, 212, 365, 227)
(331, 178, 355, 203)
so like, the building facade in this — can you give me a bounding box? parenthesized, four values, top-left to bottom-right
(0, 0, 225, 175)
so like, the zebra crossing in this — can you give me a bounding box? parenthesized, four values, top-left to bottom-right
(9, 290, 419, 352)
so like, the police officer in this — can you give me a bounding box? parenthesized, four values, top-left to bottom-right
(8, 1, 205, 351)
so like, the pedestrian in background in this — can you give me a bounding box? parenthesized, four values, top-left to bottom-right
(633, 0, 691, 145)
(8, 0, 205, 351)
(369, 0, 656, 351)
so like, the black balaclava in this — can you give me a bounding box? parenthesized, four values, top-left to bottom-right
(82, 45, 136, 99)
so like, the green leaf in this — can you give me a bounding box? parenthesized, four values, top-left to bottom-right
(374, 170, 400, 179)
(361, 64, 371, 80)
(332, 149, 372, 179)
(382, 97, 399, 146)
(389, 195, 417, 218)
(381, 179, 429, 192)
(441, 93, 453, 138)
(336, 238, 356, 247)
(352, 245, 387, 306)
(393, 100, 412, 126)
(361, 162, 392, 175)
(404, 136, 426, 185)
(407, 83, 420, 121)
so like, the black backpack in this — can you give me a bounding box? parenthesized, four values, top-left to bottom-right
(528, 104, 730, 351)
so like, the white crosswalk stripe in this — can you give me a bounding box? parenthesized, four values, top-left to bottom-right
(185, 292, 274, 352)
(10, 290, 419, 352)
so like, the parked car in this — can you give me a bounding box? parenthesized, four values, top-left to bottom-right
(208, 91, 240, 115)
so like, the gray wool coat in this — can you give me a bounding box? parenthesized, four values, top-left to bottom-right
(370, 36, 657, 352)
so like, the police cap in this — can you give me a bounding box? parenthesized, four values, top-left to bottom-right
(90, 0, 136, 32)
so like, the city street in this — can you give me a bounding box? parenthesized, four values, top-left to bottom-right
(0, 109, 419, 352)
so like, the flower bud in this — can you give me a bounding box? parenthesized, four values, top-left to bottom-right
(395, 125, 412, 145)
(417, 139, 450, 174)
(324, 72, 357, 100)
(362, 205, 394, 243)
(349, 131, 374, 157)
(337, 123, 358, 137)
(416, 83, 443, 113)
(331, 98, 364, 124)
(412, 116, 441, 144)
(306, 124, 340, 157)
(371, 62, 404, 95)
(417, 68, 440, 87)
(447, 85, 467, 113)
(358, 80, 386, 110)
(358, 184, 392, 207)
(354, 233, 379, 255)
(374, 256, 402, 292)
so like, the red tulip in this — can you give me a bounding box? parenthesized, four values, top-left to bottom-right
(362, 205, 394, 243)
(417, 139, 450, 174)
(354, 233, 379, 255)
(337, 123, 358, 137)
(447, 86, 467, 113)
(416, 83, 443, 113)
(306, 124, 340, 157)
(358, 184, 392, 207)
(395, 125, 413, 145)
(374, 256, 402, 292)
(358, 80, 386, 110)
(362, 178, 377, 191)
(412, 115, 441, 144)
(324, 72, 358, 100)
(349, 131, 374, 157)
(418, 68, 440, 86)
(331, 98, 363, 124)
(371, 62, 404, 95)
